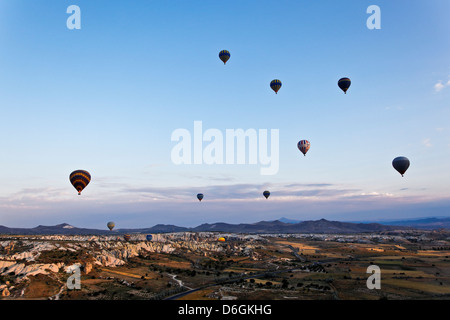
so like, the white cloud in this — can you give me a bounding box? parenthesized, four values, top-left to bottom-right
(422, 138, 432, 147)
(434, 77, 450, 92)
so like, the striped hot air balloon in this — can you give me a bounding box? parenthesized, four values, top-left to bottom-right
(123, 234, 131, 241)
(69, 170, 91, 195)
(219, 50, 230, 64)
(297, 140, 310, 156)
(270, 79, 282, 94)
(107, 221, 115, 231)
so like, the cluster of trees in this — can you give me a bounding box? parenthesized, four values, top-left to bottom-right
(147, 263, 232, 279)
(196, 255, 234, 271)
(37, 249, 87, 264)
(431, 247, 450, 251)
(243, 277, 332, 292)
(150, 286, 185, 300)
(245, 278, 274, 288)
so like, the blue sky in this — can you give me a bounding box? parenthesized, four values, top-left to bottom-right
(0, 0, 449, 229)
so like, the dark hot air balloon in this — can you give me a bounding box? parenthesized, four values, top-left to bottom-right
(338, 77, 351, 94)
(69, 170, 91, 195)
(392, 156, 410, 177)
(197, 193, 204, 202)
(123, 234, 131, 241)
(263, 190, 270, 199)
(270, 79, 282, 94)
(107, 221, 115, 231)
(146, 234, 153, 241)
(219, 50, 230, 64)
(298, 140, 310, 156)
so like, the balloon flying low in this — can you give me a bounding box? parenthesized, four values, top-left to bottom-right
(297, 140, 311, 156)
(69, 170, 91, 195)
(338, 77, 351, 94)
(107, 221, 115, 231)
(263, 190, 270, 199)
(146, 234, 153, 241)
(123, 234, 131, 241)
(219, 50, 230, 64)
(218, 237, 226, 242)
(197, 193, 204, 201)
(392, 156, 410, 177)
(270, 79, 282, 94)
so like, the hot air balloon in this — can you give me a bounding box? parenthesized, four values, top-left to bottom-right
(107, 221, 115, 231)
(69, 170, 91, 195)
(146, 234, 153, 241)
(270, 79, 282, 94)
(338, 77, 351, 94)
(218, 237, 226, 242)
(297, 140, 310, 156)
(197, 193, 204, 202)
(219, 50, 230, 64)
(123, 234, 131, 241)
(263, 190, 270, 199)
(392, 156, 410, 177)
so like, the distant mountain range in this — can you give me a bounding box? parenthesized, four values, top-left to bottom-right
(376, 217, 450, 229)
(1, 217, 448, 236)
(278, 217, 450, 230)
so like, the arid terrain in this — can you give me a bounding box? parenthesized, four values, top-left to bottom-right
(1, 230, 449, 300)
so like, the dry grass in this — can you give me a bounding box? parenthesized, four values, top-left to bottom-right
(177, 288, 218, 300)
(382, 278, 450, 294)
(417, 250, 450, 257)
(23, 274, 61, 299)
(275, 240, 319, 250)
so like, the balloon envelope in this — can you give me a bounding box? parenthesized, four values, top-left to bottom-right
(146, 235, 153, 241)
(197, 193, 204, 201)
(70, 170, 91, 195)
(298, 140, 311, 156)
(218, 237, 226, 242)
(270, 79, 282, 94)
(219, 50, 230, 64)
(123, 234, 131, 241)
(338, 77, 351, 94)
(107, 221, 115, 231)
(263, 190, 270, 199)
(392, 156, 410, 177)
